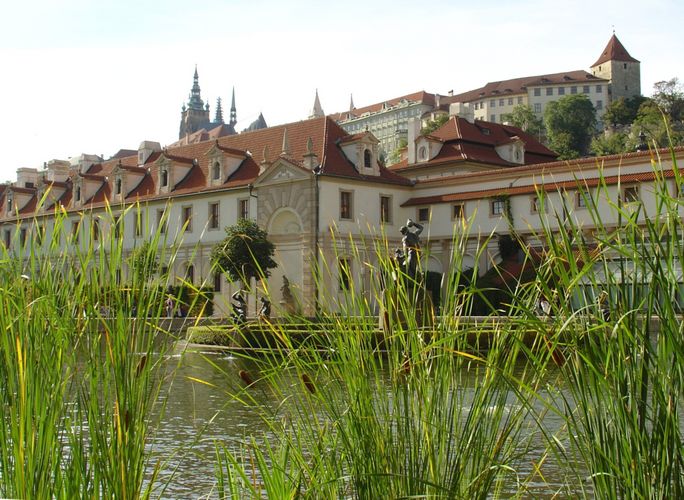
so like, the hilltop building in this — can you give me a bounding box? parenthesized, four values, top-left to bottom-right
(444, 33, 640, 125)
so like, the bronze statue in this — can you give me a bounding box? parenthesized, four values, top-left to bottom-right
(258, 296, 271, 320)
(400, 219, 423, 252)
(231, 289, 247, 323)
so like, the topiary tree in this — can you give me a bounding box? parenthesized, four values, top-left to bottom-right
(210, 219, 277, 287)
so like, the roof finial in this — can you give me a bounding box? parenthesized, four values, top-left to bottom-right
(309, 89, 325, 119)
(306, 137, 314, 155)
(262, 145, 270, 163)
(281, 127, 290, 156)
(230, 87, 237, 126)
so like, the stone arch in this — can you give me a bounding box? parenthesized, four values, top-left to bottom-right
(267, 207, 303, 235)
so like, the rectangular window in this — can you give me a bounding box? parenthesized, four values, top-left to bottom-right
(338, 258, 351, 291)
(546, 87, 553, 96)
(340, 191, 352, 220)
(491, 199, 506, 216)
(92, 219, 99, 241)
(558, 87, 565, 95)
(417, 207, 430, 222)
(508, 98, 513, 105)
(380, 195, 391, 223)
(499, 99, 505, 106)
(490, 99, 496, 107)
(531, 196, 545, 213)
(209, 202, 220, 229)
(534, 103, 542, 113)
(134, 212, 143, 237)
(534, 88, 541, 96)
(622, 186, 640, 204)
(596, 85, 602, 93)
(238, 199, 249, 220)
(583, 85, 590, 94)
(157, 209, 167, 234)
(3, 229, 10, 248)
(596, 100, 603, 110)
(213, 272, 221, 292)
(571, 86, 578, 94)
(576, 191, 587, 208)
(114, 215, 122, 239)
(517, 96, 524, 104)
(72, 220, 80, 243)
(19, 227, 26, 246)
(452, 203, 465, 220)
(182, 205, 193, 232)
(490, 114, 496, 122)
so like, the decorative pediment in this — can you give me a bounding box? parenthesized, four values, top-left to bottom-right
(495, 137, 525, 165)
(339, 131, 381, 176)
(415, 136, 443, 163)
(37, 179, 69, 211)
(204, 142, 246, 186)
(155, 152, 196, 194)
(73, 174, 105, 206)
(253, 158, 310, 188)
(111, 162, 146, 201)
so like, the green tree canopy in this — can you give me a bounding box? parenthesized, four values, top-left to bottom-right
(652, 78, 684, 122)
(210, 219, 277, 284)
(420, 114, 449, 135)
(501, 104, 544, 138)
(544, 94, 597, 159)
(602, 96, 647, 127)
(629, 99, 683, 149)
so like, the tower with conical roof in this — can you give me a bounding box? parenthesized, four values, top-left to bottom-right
(590, 33, 640, 102)
(309, 89, 325, 119)
(179, 66, 212, 138)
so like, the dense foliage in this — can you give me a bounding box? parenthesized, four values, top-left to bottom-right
(210, 218, 277, 284)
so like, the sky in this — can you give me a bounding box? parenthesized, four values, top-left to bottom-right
(1, 0, 683, 182)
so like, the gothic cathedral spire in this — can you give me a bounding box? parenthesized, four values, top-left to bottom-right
(215, 97, 224, 124)
(309, 89, 325, 119)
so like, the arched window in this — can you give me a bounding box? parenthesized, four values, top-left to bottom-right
(161, 169, 168, 187)
(186, 264, 194, 284)
(363, 149, 372, 168)
(75, 186, 81, 202)
(212, 162, 221, 180)
(419, 146, 427, 161)
(115, 178, 122, 195)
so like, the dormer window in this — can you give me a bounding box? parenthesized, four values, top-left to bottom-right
(212, 162, 221, 180)
(115, 177, 122, 195)
(7, 194, 13, 213)
(161, 169, 168, 187)
(75, 186, 81, 202)
(363, 149, 372, 168)
(418, 146, 427, 161)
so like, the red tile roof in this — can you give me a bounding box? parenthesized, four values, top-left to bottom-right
(330, 91, 436, 122)
(445, 71, 607, 104)
(390, 117, 557, 171)
(592, 34, 639, 67)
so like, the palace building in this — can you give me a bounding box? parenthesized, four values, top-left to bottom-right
(1, 105, 680, 316)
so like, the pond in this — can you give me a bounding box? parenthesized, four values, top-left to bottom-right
(146, 344, 578, 498)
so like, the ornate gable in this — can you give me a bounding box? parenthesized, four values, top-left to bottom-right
(204, 142, 246, 186)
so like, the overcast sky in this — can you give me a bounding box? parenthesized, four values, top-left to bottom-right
(1, 0, 682, 181)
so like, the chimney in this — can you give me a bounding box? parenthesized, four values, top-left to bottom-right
(138, 141, 162, 166)
(407, 117, 421, 164)
(449, 102, 474, 123)
(46, 160, 70, 183)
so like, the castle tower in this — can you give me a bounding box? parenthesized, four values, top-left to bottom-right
(590, 33, 641, 102)
(179, 66, 211, 139)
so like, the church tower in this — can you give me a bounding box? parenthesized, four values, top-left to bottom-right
(179, 66, 212, 139)
(309, 89, 325, 119)
(590, 33, 641, 103)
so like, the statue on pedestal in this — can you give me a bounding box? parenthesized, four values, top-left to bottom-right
(231, 289, 247, 323)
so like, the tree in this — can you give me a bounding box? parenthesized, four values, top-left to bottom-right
(210, 219, 277, 285)
(544, 95, 597, 159)
(420, 114, 449, 135)
(591, 132, 628, 156)
(501, 104, 544, 138)
(652, 78, 684, 122)
(127, 240, 160, 284)
(602, 96, 647, 127)
(629, 99, 683, 149)
(387, 138, 407, 165)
